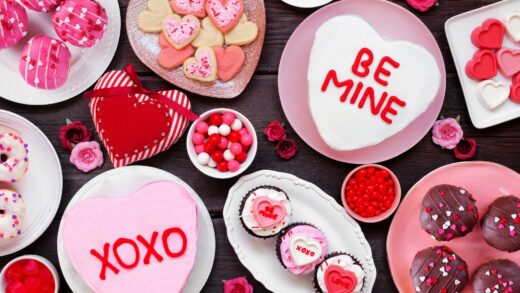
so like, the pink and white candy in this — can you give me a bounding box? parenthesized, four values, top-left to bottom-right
(52, 0, 108, 48)
(0, 0, 28, 49)
(19, 35, 72, 90)
(21, 0, 60, 12)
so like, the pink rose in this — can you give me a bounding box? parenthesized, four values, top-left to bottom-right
(224, 276, 253, 293)
(70, 141, 104, 173)
(59, 121, 92, 152)
(432, 118, 463, 149)
(275, 138, 299, 160)
(454, 137, 477, 160)
(264, 120, 286, 142)
(406, 0, 438, 12)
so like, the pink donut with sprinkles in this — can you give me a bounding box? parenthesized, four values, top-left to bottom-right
(0, 0, 28, 49)
(0, 132, 28, 183)
(0, 188, 26, 240)
(52, 0, 108, 48)
(21, 0, 61, 12)
(19, 35, 72, 90)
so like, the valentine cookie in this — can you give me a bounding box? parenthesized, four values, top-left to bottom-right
(471, 18, 505, 50)
(158, 32, 194, 69)
(224, 14, 257, 46)
(213, 45, 244, 81)
(481, 195, 520, 252)
(205, 0, 243, 33)
(61, 180, 198, 292)
(183, 46, 217, 82)
(473, 259, 520, 293)
(465, 49, 497, 80)
(307, 15, 440, 151)
(52, 0, 108, 48)
(162, 14, 200, 50)
(239, 185, 292, 238)
(504, 13, 520, 43)
(314, 252, 365, 293)
(496, 47, 520, 77)
(0, 188, 25, 240)
(0, 0, 28, 49)
(138, 0, 173, 33)
(477, 79, 510, 110)
(0, 132, 29, 183)
(170, 0, 206, 18)
(19, 35, 72, 90)
(276, 223, 328, 276)
(192, 17, 223, 48)
(21, 0, 59, 12)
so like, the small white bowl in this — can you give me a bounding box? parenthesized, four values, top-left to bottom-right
(0, 254, 60, 293)
(186, 108, 257, 179)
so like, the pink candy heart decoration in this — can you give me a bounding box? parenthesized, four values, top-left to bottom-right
(497, 47, 520, 77)
(252, 196, 286, 228)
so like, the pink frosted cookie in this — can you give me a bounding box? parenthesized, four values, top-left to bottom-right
(19, 35, 72, 90)
(205, 0, 243, 33)
(52, 0, 108, 48)
(170, 0, 206, 18)
(0, 0, 28, 49)
(21, 0, 60, 12)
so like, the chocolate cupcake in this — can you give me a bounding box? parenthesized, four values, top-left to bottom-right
(481, 195, 520, 252)
(239, 186, 292, 238)
(314, 252, 365, 293)
(473, 259, 520, 293)
(276, 223, 327, 275)
(420, 184, 478, 241)
(410, 246, 468, 293)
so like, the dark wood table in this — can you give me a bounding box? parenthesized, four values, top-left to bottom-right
(1, 0, 519, 292)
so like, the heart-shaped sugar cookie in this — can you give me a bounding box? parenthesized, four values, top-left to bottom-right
(205, 0, 243, 33)
(183, 46, 218, 82)
(138, 0, 173, 33)
(290, 235, 323, 266)
(252, 196, 286, 228)
(158, 33, 195, 69)
(162, 14, 200, 50)
(170, 0, 206, 18)
(224, 14, 258, 46)
(477, 80, 510, 110)
(213, 45, 244, 81)
(192, 17, 224, 48)
(497, 47, 520, 77)
(325, 265, 358, 293)
(504, 13, 520, 43)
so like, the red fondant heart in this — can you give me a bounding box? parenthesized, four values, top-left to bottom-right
(497, 47, 520, 77)
(465, 50, 497, 80)
(252, 196, 286, 228)
(324, 265, 358, 293)
(89, 69, 192, 167)
(471, 18, 505, 49)
(511, 73, 520, 104)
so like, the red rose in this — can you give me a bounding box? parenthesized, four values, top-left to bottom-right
(223, 277, 253, 293)
(59, 121, 93, 152)
(454, 137, 477, 160)
(275, 138, 299, 160)
(264, 120, 286, 142)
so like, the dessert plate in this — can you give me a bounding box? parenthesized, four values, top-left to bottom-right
(0, 110, 62, 256)
(224, 170, 376, 292)
(280, 0, 332, 9)
(126, 0, 265, 99)
(57, 166, 215, 293)
(278, 0, 446, 164)
(446, 0, 520, 128)
(0, 0, 121, 105)
(387, 161, 520, 293)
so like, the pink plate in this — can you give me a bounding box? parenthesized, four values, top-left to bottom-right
(278, 0, 446, 164)
(387, 161, 520, 292)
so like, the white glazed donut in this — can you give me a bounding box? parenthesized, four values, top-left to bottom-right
(0, 188, 25, 239)
(0, 132, 29, 183)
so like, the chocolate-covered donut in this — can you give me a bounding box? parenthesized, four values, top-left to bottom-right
(481, 195, 520, 252)
(420, 184, 478, 241)
(473, 259, 520, 293)
(410, 246, 468, 293)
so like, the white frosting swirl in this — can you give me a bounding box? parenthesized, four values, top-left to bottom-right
(316, 254, 365, 293)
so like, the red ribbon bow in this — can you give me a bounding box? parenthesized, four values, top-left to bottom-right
(83, 64, 199, 121)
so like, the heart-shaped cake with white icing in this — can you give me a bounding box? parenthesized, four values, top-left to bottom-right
(308, 15, 441, 151)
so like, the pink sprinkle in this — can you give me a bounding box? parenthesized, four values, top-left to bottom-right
(438, 229, 445, 234)
(447, 233, 453, 239)
(439, 202, 445, 208)
(445, 265, 451, 272)
(510, 230, 516, 237)
(429, 262, 434, 267)
(499, 223, 505, 230)
(461, 226, 467, 232)
(450, 224, 456, 230)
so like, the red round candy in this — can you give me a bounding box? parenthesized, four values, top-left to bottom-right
(217, 161, 228, 172)
(235, 152, 247, 163)
(204, 141, 216, 153)
(208, 113, 223, 126)
(211, 150, 224, 162)
(22, 260, 40, 276)
(6, 281, 28, 293)
(5, 262, 23, 283)
(228, 131, 241, 142)
(208, 133, 221, 146)
(23, 277, 43, 293)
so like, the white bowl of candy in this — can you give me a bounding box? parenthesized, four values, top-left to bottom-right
(186, 108, 257, 179)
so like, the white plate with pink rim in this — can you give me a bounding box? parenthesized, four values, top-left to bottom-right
(223, 170, 376, 293)
(0, 110, 62, 256)
(0, 0, 120, 105)
(56, 165, 215, 293)
(446, 0, 520, 128)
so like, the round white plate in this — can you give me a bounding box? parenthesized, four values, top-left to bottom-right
(57, 166, 216, 293)
(223, 170, 376, 293)
(0, 110, 63, 256)
(280, 0, 332, 9)
(0, 0, 121, 105)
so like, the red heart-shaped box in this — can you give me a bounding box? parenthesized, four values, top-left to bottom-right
(88, 68, 193, 167)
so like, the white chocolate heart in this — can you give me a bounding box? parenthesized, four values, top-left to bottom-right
(289, 235, 322, 266)
(192, 17, 224, 48)
(224, 14, 258, 46)
(138, 0, 173, 33)
(504, 13, 520, 43)
(477, 80, 510, 110)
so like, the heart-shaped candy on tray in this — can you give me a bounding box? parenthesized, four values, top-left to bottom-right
(162, 14, 200, 50)
(324, 265, 358, 293)
(465, 50, 497, 80)
(289, 235, 323, 266)
(213, 45, 245, 81)
(206, 0, 244, 33)
(510, 74, 520, 104)
(170, 0, 206, 18)
(183, 46, 218, 82)
(471, 18, 505, 50)
(252, 196, 286, 228)
(497, 47, 520, 77)
(477, 79, 510, 110)
(504, 13, 520, 43)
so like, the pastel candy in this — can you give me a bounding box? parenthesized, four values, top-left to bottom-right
(52, 0, 108, 48)
(21, 0, 60, 12)
(158, 32, 194, 69)
(213, 45, 244, 81)
(0, 0, 28, 49)
(19, 35, 72, 90)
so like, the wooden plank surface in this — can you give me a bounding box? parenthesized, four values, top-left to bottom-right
(1, 0, 519, 292)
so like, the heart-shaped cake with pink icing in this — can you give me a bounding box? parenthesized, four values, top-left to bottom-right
(61, 181, 198, 293)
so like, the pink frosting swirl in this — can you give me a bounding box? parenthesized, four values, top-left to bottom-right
(280, 225, 327, 275)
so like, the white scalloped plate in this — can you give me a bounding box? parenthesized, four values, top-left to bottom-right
(57, 166, 215, 293)
(223, 170, 376, 293)
(0, 0, 121, 105)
